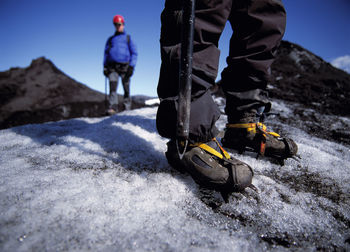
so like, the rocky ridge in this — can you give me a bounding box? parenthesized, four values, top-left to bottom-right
(0, 57, 154, 129)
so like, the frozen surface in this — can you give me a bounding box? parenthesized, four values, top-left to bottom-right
(0, 105, 349, 251)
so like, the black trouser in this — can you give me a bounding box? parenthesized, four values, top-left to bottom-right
(156, 0, 286, 143)
(108, 71, 131, 97)
(107, 64, 131, 109)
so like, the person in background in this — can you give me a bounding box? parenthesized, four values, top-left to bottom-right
(156, 0, 298, 195)
(103, 14, 137, 114)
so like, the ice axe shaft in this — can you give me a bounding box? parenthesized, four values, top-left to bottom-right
(176, 0, 195, 151)
(105, 77, 108, 110)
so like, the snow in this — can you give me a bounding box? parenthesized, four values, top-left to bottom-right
(1, 104, 350, 251)
(145, 98, 160, 106)
(288, 47, 322, 71)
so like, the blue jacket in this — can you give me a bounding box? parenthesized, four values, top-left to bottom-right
(103, 31, 137, 67)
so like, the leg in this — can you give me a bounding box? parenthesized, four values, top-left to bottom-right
(121, 73, 131, 110)
(157, 0, 232, 143)
(158, 0, 254, 195)
(221, 0, 298, 163)
(108, 71, 119, 111)
(121, 73, 130, 99)
(222, 0, 286, 123)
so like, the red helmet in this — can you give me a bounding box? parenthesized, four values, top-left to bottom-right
(113, 15, 125, 24)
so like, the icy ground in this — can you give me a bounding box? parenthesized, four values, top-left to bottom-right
(1, 103, 350, 251)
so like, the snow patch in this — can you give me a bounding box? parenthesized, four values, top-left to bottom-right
(0, 105, 349, 251)
(288, 48, 322, 70)
(145, 98, 160, 106)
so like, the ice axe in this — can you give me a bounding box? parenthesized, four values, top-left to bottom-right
(176, 0, 196, 159)
(105, 77, 108, 108)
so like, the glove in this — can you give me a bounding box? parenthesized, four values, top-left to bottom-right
(103, 67, 109, 76)
(126, 65, 134, 77)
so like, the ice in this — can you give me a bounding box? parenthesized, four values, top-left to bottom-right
(0, 104, 349, 251)
(145, 98, 160, 106)
(288, 47, 322, 70)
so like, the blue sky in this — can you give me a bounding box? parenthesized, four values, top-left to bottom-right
(1, 0, 349, 97)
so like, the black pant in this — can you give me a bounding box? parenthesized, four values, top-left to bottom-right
(156, 0, 286, 143)
(108, 71, 131, 98)
(108, 63, 131, 97)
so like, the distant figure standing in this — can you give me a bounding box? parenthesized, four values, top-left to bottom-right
(103, 14, 137, 114)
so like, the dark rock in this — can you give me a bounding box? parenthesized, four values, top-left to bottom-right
(0, 57, 156, 129)
(270, 41, 350, 117)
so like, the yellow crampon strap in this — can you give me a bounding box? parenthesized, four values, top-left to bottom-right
(226, 122, 280, 138)
(192, 138, 231, 160)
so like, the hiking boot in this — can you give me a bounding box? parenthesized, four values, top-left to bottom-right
(165, 138, 254, 193)
(107, 108, 117, 115)
(123, 98, 131, 111)
(222, 122, 298, 165)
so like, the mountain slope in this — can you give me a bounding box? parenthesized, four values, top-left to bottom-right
(270, 41, 350, 117)
(0, 57, 106, 129)
(0, 57, 156, 129)
(269, 41, 350, 146)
